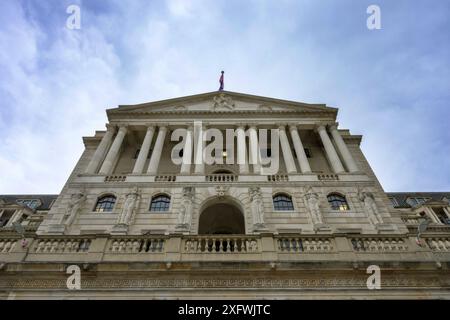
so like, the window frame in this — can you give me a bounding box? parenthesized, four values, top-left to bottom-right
(273, 193, 295, 211)
(93, 194, 117, 213)
(406, 197, 431, 207)
(327, 193, 350, 211)
(16, 199, 42, 210)
(149, 194, 171, 212)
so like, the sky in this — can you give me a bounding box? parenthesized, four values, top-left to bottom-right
(0, 0, 449, 194)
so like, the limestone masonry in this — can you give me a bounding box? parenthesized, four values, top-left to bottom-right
(1, 91, 449, 299)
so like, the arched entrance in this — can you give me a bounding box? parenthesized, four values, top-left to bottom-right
(198, 201, 245, 234)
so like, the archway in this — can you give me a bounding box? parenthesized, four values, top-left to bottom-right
(198, 202, 245, 235)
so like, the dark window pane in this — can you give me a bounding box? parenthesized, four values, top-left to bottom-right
(327, 194, 349, 211)
(150, 195, 171, 212)
(94, 195, 116, 212)
(273, 194, 294, 211)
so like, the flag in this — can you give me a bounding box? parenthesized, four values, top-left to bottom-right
(219, 71, 224, 91)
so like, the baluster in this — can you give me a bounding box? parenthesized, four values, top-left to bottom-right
(444, 240, 450, 250)
(2, 241, 11, 253)
(118, 241, 125, 252)
(232, 238, 237, 252)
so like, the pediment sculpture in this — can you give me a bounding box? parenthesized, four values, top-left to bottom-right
(212, 93, 235, 111)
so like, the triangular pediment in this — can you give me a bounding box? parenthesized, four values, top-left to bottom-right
(107, 91, 337, 115)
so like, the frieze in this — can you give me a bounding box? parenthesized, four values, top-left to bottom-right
(0, 275, 442, 290)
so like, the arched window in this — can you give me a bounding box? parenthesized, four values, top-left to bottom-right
(94, 195, 116, 212)
(150, 194, 171, 212)
(273, 193, 294, 211)
(327, 193, 349, 211)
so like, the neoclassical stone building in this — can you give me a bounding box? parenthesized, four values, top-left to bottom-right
(1, 91, 449, 299)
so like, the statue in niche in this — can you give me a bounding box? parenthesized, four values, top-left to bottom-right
(212, 93, 235, 110)
(117, 187, 140, 225)
(61, 190, 86, 226)
(249, 187, 265, 228)
(304, 187, 323, 225)
(177, 187, 194, 229)
(358, 189, 383, 225)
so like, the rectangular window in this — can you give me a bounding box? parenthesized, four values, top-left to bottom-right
(16, 199, 41, 210)
(406, 197, 431, 207)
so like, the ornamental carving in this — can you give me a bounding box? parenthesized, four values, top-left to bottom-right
(212, 93, 235, 111)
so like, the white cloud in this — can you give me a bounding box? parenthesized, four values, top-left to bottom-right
(0, 0, 449, 194)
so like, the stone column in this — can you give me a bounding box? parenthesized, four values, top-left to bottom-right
(147, 126, 167, 175)
(236, 125, 249, 174)
(248, 125, 260, 174)
(316, 124, 345, 174)
(289, 125, 312, 173)
(132, 126, 155, 174)
(425, 207, 440, 223)
(194, 123, 205, 174)
(329, 124, 359, 172)
(180, 126, 194, 174)
(278, 125, 297, 174)
(5, 210, 20, 227)
(85, 124, 116, 174)
(99, 126, 127, 175)
(443, 207, 450, 219)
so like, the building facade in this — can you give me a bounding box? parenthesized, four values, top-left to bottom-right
(1, 91, 449, 299)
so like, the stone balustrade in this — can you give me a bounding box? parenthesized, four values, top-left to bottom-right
(205, 174, 238, 182)
(425, 238, 450, 251)
(2, 234, 450, 266)
(155, 175, 177, 182)
(277, 237, 334, 253)
(0, 239, 17, 253)
(104, 175, 126, 182)
(267, 175, 288, 182)
(108, 237, 165, 253)
(317, 173, 339, 181)
(402, 216, 421, 225)
(33, 238, 92, 253)
(350, 237, 408, 252)
(183, 235, 259, 253)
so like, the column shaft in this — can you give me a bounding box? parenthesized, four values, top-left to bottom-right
(147, 126, 167, 175)
(289, 125, 312, 173)
(194, 124, 205, 174)
(278, 125, 297, 174)
(99, 126, 127, 175)
(85, 125, 116, 174)
(5, 210, 20, 227)
(316, 125, 345, 174)
(132, 126, 155, 174)
(180, 126, 193, 174)
(329, 125, 359, 172)
(248, 126, 260, 173)
(236, 126, 249, 174)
